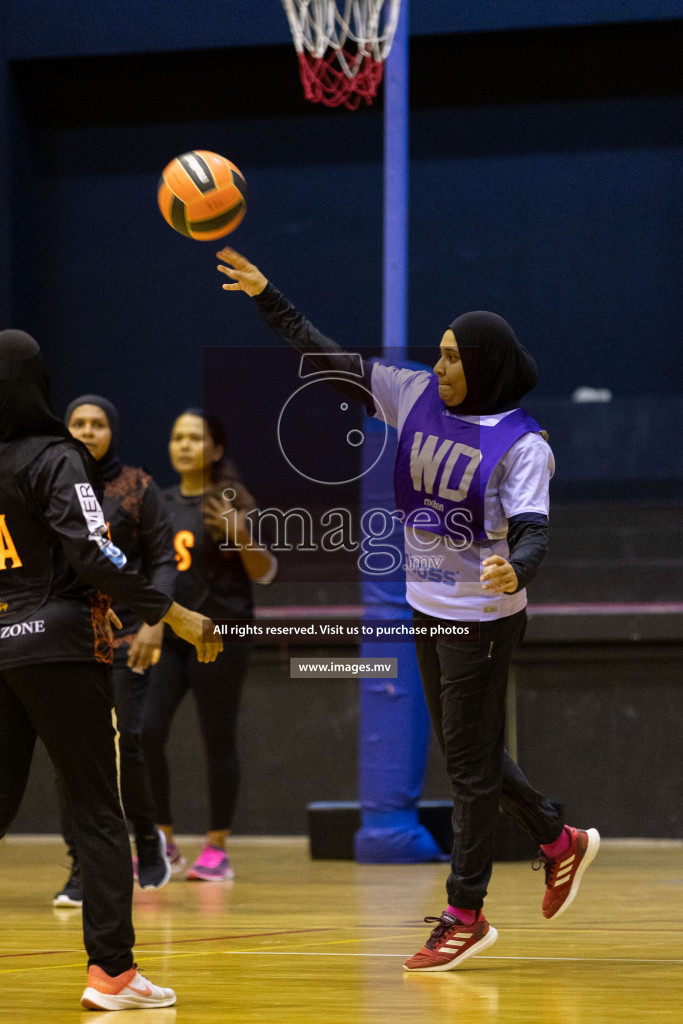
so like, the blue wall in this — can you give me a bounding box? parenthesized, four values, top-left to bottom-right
(1, 2, 682, 489)
(0, 4, 11, 320)
(4, 1, 681, 57)
(409, 99, 682, 397)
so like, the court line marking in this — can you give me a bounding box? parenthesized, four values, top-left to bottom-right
(4, 920, 681, 963)
(0, 948, 74, 959)
(220, 952, 683, 963)
(3, 950, 682, 977)
(135, 926, 331, 947)
(0, 926, 332, 959)
(0, 961, 89, 976)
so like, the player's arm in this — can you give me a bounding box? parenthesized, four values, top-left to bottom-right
(127, 478, 177, 671)
(481, 437, 551, 595)
(162, 602, 222, 664)
(204, 490, 278, 584)
(506, 515, 549, 591)
(481, 516, 549, 595)
(216, 247, 375, 412)
(37, 447, 171, 622)
(33, 447, 221, 663)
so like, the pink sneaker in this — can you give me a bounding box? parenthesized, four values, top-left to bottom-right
(186, 844, 234, 881)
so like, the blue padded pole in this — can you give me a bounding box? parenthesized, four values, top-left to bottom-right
(382, 0, 408, 358)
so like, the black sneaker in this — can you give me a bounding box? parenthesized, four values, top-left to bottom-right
(135, 827, 171, 890)
(53, 863, 83, 908)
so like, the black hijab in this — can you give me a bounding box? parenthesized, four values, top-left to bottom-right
(0, 329, 72, 442)
(446, 311, 538, 415)
(64, 394, 122, 482)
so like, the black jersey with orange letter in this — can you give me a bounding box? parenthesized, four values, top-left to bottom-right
(163, 486, 253, 621)
(0, 438, 172, 669)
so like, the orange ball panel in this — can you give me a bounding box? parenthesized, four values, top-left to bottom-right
(186, 184, 241, 220)
(187, 199, 246, 240)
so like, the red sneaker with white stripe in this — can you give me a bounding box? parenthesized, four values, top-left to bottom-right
(535, 825, 600, 919)
(403, 911, 498, 972)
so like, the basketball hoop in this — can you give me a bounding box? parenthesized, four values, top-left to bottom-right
(281, 0, 402, 110)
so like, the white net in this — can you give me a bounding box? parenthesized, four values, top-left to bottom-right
(282, 0, 401, 64)
(281, 0, 402, 108)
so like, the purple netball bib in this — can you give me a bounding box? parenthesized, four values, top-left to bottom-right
(394, 376, 541, 542)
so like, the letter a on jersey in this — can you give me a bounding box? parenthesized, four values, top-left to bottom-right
(0, 514, 23, 569)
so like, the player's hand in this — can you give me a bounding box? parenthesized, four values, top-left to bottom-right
(204, 489, 249, 545)
(204, 492, 230, 541)
(126, 621, 164, 672)
(102, 605, 122, 647)
(216, 247, 268, 297)
(162, 602, 223, 663)
(480, 555, 518, 594)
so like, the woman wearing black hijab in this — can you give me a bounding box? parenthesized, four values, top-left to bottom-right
(49, 394, 177, 906)
(215, 249, 600, 973)
(0, 329, 221, 1010)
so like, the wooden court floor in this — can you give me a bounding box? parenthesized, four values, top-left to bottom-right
(1, 836, 681, 1022)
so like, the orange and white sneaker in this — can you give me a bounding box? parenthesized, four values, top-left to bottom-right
(80, 964, 176, 1010)
(535, 825, 600, 919)
(403, 911, 498, 972)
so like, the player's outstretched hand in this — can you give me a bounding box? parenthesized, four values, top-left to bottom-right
(163, 602, 223, 663)
(216, 247, 268, 297)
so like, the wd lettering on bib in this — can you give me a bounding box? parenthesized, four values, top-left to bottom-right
(409, 434, 482, 501)
(395, 377, 541, 542)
